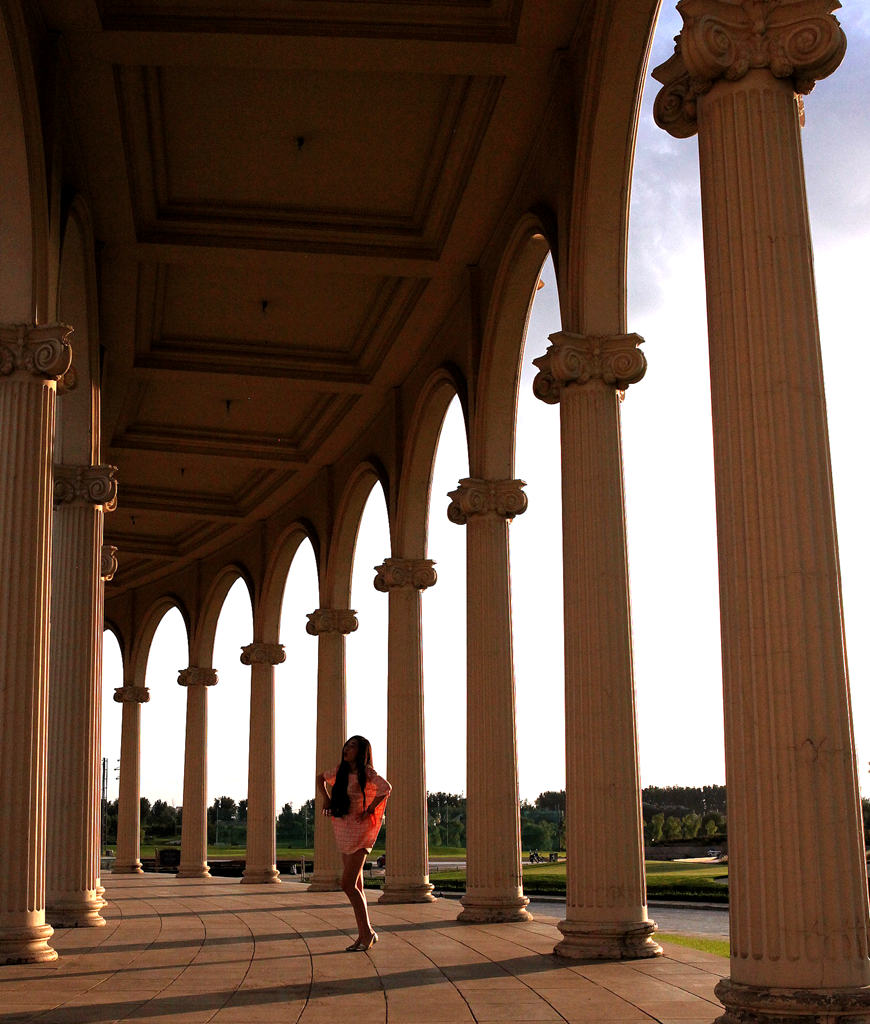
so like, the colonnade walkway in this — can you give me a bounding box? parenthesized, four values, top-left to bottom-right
(1, 875, 725, 1024)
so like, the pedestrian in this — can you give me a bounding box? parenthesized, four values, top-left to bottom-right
(317, 735, 391, 951)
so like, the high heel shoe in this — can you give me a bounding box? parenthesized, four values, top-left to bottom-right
(345, 939, 363, 952)
(361, 931, 378, 950)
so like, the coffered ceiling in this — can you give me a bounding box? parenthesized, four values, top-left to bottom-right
(40, 0, 588, 591)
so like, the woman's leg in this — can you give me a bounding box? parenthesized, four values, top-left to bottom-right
(341, 849, 373, 941)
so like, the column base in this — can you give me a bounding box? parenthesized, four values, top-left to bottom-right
(555, 917, 662, 960)
(379, 882, 436, 904)
(715, 978, 870, 1024)
(307, 871, 342, 892)
(0, 923, 58, 965)
(46, 893, 106, 928)
(95, 885, 106, 908)
(458, 892, 531, 923)
(177, 864, 211, 879)
(111, 861, 144, 874)
(241, 867, 281, 884)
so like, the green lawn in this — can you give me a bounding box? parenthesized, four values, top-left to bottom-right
(428, 859, 729, 901)
(657, 932, 729, 957)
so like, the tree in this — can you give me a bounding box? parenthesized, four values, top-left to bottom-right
(103, 799, 119, 845)
(647, 813, 664, 843)
(682, 812, 702, 838)
(664, 815, 683, 840)
(140, 797, 151, 822)
(146, 799, 178, 837)
(216, 795, 237, 819)
(277, 803, 294, 830)
(238, 799, 248, 823)
(534, 791, 566, 813)
(702, 811, 725, 837)
(522, 821, 555, 852)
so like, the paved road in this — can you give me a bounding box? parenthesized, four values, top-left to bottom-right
(525, 900, 729, 940)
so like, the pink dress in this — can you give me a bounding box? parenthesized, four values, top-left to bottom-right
(324, 764, 391, 854)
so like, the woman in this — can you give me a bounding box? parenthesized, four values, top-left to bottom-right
(316, 735, 391, 951)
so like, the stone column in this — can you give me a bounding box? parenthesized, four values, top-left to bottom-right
(112, 685, 149, 874)
(94, 545, 118, 909)
(654, 5, 870, 1022)
(306, 608, 357, 892)
(533, 334, 659, 959)
(0, 323, 71, 964)
(374, 558, 437, 904)
(46, 464, 118, 928)
(447, 479, 529, 923)
(240, 642, 285, 884)
(177, 667, 218, 878)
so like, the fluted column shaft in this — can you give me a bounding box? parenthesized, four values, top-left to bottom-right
(95, 546, 117, 909)
(0, 324, 72, 964)
(178, 668, 218, 878)
(113, 686, 149, 874)
(241, 643, 285, 884)
(306, 609, 356, 892)
(699, 75, 870, 991)
(533, 334, 659, 960)
(654, 5, 870, 1019)
(375, 559, 437, 904)
(448, 479, 529, 923)
(46, 464, 117, 927)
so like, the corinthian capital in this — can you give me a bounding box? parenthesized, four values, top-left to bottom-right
(0, 323, 73, 381)
(240, 642, 286, 666)
(178, 666, 219, 687)
(305, 609, 359, 636)
(101, 544, 119, 582)
(653, 0, 847, 138)
(113, 685, 149, 704)
(374, 558, 437, 592)
(54, 464, 119, 510)
(533, 332, 646, 403)
(447, 478, 527, 525)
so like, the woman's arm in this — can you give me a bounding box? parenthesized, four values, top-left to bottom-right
(316, 772, 333, 815)
(363, 766, 392, 815)
(364, 791, 389, 816)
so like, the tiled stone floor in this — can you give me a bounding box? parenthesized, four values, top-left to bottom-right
(0, 876, 726, 1023)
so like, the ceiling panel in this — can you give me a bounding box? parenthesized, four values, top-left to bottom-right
(116, 64, 502, 256)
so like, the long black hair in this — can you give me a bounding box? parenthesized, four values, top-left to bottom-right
(329, 735, 372, 818)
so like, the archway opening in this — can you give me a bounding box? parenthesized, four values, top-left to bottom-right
(140, 607, 188, 848)
(512, 253, 566, 854)
(100, 628, 124, 850)
(275, 537, 320, 853)
(625, 3, 724, 811)
(208, 576, 254, 847)
(346, 483, 390, 777)
(422, 395, 468, 851)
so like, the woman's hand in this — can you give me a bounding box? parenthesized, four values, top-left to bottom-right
(321, 800, 332, 816)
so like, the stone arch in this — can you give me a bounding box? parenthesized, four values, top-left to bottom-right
(129, 596, 191, 689)
(0, 4, 49, 322)
(323, 461, 388, 609)
(190, 565, 253, 667)
(256, 522, 320, 643)
(471, 213, 551, 479)
(56, 197, 100, 465)
(558, 0, 660, 334)
(395, 367, 466, 559)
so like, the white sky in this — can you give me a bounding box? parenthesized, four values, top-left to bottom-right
(102, 4, 870, 812)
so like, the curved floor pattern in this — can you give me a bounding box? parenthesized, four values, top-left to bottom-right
(0, 877, 725, 1023)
